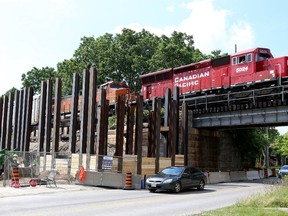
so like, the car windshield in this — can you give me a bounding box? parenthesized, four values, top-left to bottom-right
(281, 166, 288, 170)
(160, 167, 183, 176)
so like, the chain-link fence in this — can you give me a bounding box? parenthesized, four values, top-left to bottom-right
(0, 151, 72, 187)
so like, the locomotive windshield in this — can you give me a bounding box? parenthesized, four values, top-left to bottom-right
(110, 82, 127, 89)
(255, 53, 271, 62)
(99, 82, 128, 90)
(255, 49, 273, 62)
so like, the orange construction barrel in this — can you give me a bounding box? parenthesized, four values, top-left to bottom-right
(123, 172, 134, 190)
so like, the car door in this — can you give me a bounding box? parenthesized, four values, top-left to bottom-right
(181, 168, 192, 189)
(190, 167, 202, 186)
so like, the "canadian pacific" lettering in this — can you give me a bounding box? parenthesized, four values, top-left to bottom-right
(174, 71, 209, 87)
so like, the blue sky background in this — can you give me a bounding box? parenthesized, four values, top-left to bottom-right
(1, 0, 288, 133)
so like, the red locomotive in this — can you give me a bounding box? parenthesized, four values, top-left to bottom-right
(140, 47, 288, 100)
(60, 81, 134, 113)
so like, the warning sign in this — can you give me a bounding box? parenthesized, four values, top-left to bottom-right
(102, 156, 113, 170)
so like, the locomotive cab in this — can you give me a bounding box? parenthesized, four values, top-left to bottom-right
(230, 48, 276, 87)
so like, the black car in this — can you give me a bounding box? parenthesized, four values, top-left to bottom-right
(278, 165, 288, 178)
(146, 166, 207, 193)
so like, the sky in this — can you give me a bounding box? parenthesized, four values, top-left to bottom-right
(1, 0, 288, 134)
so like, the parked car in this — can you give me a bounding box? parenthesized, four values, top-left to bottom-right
(146, 166, 207, 193)
(278, 165, 288, 178)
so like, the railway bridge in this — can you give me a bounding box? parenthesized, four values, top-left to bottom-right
(172, 85, 288, 171)
(1, 69, 288, 182)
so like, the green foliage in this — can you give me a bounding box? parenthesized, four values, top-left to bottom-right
(20, 28, 227, 95)
(108, 115, 117, 129)
(58, 28, 210, 94)
(148, 31, 204, 71)
(4, 87, 18, 96)
(231, 128, 279, 167)
(21, 66, 57, 94)
(196, 179, 288, 216)
(57, 58, 85, 95)
(273, 134, 288, 157)
(205, 49, 229, 59)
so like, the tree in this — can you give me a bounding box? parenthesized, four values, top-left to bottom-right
(20, 28, 227, 95)
(231, 127, 279, 167)
(21, 67, 57, 95)
(205, 50, 229, 59)
(73, 33, 116, 85)
(148, 31, 204, 72)
(113, 28, 160, 92)
(4, 87, 18, 96)
(57, 58, 85, 95)
(65, 29, 208, 93)
(272, 133, 288, 159)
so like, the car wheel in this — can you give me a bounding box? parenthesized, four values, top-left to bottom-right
(174, 181, 181, 193)
(197, 179, 205, 190)
(149, 189, 157, 193)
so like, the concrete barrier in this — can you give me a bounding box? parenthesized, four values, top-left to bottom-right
(208, 172, 231, 184)
(230, 171, 247, 182)
(78, 171, 141, 189)
(259, 169, 273, 178)
(246, 170, 260, 180)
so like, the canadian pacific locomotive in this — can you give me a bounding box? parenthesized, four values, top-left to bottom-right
(59, 81, 134, 113)
(140, 47, 288, 100)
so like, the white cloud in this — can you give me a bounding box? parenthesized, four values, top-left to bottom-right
(228, 21, 254, 52)
(166, 5, 174, 13)
(114, 0, 254, 55)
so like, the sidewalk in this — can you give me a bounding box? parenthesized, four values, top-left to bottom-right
(0, 182, 100, 198)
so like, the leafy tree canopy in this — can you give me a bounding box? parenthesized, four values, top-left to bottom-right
(56, 28, 209, 94)
(19, 28, 226, 95)
(231, 127, 279, 167)
(272, 132, 288, 157)
(21, 66, 57, 95)
(4, 87, 18, 96)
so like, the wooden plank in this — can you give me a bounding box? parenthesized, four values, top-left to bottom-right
(16, 90, 23, 150)
(103, 100, 109, 154)
(79, 69, 89, 168)
(51, 78, 62, 169)
(136, 95, 143, 175)
(69, 73, 80, 154)
(23, 87, 33, 152)
(5, 92, 14, 150)
(20, 88, 28, 152)
(181, 102, 188, 166)
(97, 88, 106, 156)
(164, 88, 171, 127)
(44, 81, 53, 152)
(155, 98, 161, 173)
(0, 96, 8, 149)
(0, 98, 2, 141)
(173, 86, 180, 154)
(38, 81, 47, 152)
(86, 67, 97, 170)
(169, 100, 176, 166)
(148, 110, 155, 157)
(12, 91, 19, 150)
(126, 105, 135, 154)
(96, 88, 106, 170)
(115, 95, 125, 172)
(43, 81, 53, 170)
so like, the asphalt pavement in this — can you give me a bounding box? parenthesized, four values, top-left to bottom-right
(0, 182, 101, 198)
(0, 177, 282, 198)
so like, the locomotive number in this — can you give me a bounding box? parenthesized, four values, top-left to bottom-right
(236, 66, 248, 73)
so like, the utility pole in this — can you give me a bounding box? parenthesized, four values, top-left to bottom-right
(264, 127, 269, 168)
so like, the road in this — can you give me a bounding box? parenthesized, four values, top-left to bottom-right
(0, 181, 270, 216)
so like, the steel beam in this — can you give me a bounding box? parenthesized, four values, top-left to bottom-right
(193, 106, 288, 128)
